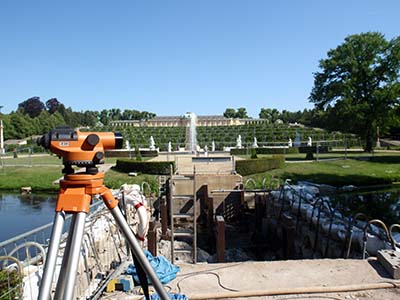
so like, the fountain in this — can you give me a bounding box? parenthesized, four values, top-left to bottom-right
(294, 131, 301, 147)
(185, 112, 197, 152)
(236, 135, 242, 149)
(149, 136, 156, 150)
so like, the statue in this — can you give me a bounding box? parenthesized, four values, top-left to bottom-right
(288, 138, 292, 148)
(307, 136, 312, 147)
(211, 140, 215, 152)
(125, 140, 131, 150)
(236, 135, 242, 149)
(167, 141, 172, 152)
(149, 136, 156, 150)
(252, 137, 258, 148)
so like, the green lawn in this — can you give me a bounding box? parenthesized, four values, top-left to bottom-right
(0, 154, 158, 193)
(104, 169, 158, 195)
(245, 154, 400, 188)
(0, 165, 62, 191)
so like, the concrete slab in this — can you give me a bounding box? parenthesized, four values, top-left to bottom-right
(101, 258, 400, 300)
(168, 258, 399, 299)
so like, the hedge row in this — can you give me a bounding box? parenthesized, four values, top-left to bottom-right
(231, 147, 299, 155)
(298, 146, 330, 153)
(115, 159, 175, 175)
(235, 156, 285, 176)
(106, 150, 158, 158)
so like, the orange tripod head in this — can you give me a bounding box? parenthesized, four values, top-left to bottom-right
(38, 126, 123, 174)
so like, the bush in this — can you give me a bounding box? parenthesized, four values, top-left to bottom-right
(305, 152, 314, 160)
(0, 270, 22, 299)
(235, 156, 284, 176)
(105, 150, 158, 158)
(298, 146, 330, 153)
(250, 148, 258, 159)
(115, 159, 175, 175)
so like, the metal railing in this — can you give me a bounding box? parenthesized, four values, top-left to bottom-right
(0, 200, 130, 300)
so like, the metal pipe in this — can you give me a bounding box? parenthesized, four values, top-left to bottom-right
(389, 224, 400, 248)
(54, 214, 78, 299)
(62, 212, 87, 300)
(38, 211, 66, 300)
(187, 281, 400, 300)
(362, 219, 392, 259)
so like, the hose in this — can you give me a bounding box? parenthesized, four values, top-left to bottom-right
(186, 281, 400, 300)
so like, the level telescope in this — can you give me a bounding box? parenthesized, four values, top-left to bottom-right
(38, 126, 123, 173)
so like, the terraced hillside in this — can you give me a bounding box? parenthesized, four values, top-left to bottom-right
(109, 123, 360, 151)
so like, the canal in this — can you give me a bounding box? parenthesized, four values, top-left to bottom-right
(0, 192, 57, 242)
(0, 187, 399, 244)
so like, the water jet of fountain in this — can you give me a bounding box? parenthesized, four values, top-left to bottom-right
(185, 112, 197, 153)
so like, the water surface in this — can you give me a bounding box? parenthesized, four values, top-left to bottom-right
(0, 193, 56, 242)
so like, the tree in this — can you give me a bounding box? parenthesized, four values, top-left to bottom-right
(99, 109, 110, 126)
(46, 98, 61, 114)
(259, 108, 279, 123)
(223, 108, 236, 118)
(236, 107, 248, 119)
(10, 112, 34, 138)
(18, 97, 45, 118)
(224, 107, 249, 119)
(310, 32, 400, 151)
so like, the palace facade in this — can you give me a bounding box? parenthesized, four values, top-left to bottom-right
(110, 115, 267, 127)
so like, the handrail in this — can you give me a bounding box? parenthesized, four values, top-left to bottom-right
(389, 224, 400, 248)
(345, 212, 369, 258)
(362, 219, 393, 259)
(244, 178, 257, 190)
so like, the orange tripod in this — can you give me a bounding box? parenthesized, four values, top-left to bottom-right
(38, 171, 169, 300)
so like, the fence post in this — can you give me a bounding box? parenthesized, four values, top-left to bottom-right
(215, 215, 225, 263)
(148, 218, 157, 256)
(161, 196, 168, 240)
(281, 213, 295, 259)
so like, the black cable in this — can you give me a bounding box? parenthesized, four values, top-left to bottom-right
(175, 271, 240, 294)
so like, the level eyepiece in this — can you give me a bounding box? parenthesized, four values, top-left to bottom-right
(37, 133, 51, 149)
(114, 132, 123, 149)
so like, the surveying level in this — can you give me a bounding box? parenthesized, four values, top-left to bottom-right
(37, 126, 123, 174)
(37, 127, 169, 300)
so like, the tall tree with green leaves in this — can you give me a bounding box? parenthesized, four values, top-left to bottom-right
(223, 108, 236, 118)
(310, 32, 400, 152)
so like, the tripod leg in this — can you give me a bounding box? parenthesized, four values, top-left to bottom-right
(110, 206, 170, 300)
(38, 211, 66, 300)
(54, 214, 78, 299)
(61, 212, 87, 300)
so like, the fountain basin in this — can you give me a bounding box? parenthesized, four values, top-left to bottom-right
(192, 156, 232, 163)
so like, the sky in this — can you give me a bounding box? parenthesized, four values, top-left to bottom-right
(0, 1, 399, 118)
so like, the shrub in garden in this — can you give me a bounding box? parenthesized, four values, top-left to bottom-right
(235, 156, 284, 176)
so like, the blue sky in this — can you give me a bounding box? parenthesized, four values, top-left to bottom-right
(0, 1, 399, 118)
